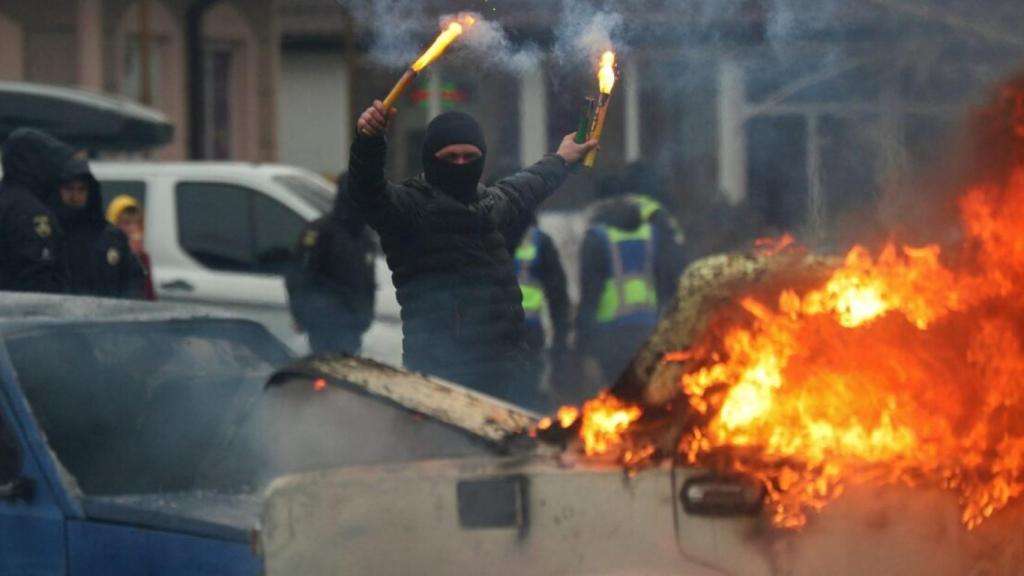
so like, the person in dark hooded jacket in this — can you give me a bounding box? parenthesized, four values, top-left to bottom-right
(285, 173, 376, 354)
(55, 157, 145, 299)
(0, 128, 74, 293)
(352, 101, 596, 400)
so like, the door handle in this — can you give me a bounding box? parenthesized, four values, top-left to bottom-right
(160, 279, 195, 292)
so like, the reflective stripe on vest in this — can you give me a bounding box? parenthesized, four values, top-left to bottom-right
(595, 223, 658, 325)
(514, 227, 545, 325)
(628, 194, 685, 244)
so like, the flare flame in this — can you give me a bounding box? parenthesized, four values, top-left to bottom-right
(412, 15, 476, 72)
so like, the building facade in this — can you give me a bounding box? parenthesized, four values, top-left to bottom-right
(278, 0, 1024, 252)
(0, 0, 279, 161)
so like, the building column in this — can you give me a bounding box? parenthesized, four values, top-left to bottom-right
(717, 57, 747, 205)
(427, 70, 442, 122)
(623, 56, 640, 162)
(77, 0, 103, 90)
(518, 62, 548, 166)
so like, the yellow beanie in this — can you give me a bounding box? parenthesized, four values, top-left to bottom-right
(106, 195, 141, 225)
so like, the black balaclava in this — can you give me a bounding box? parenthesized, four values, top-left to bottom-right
(421, 111, 487, 202)
(55, 157, 103, 227)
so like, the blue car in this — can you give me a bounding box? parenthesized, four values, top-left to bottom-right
(0, 294, 291, 575)
(0, 294, 540, 575)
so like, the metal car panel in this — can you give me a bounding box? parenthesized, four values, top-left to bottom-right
(67, 520, 260, 576)
(261, 457, 726, 576)
(0, 351, 70, 575)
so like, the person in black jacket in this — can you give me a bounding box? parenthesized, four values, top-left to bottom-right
(352, 101, 595, 400)
(0, 128, 74, 293)
(55, 157, 145, 299)
(286, 173, 376, 354)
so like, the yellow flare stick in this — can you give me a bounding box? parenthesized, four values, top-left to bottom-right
(381, 69, 417, 111)
(583, 97, 611, 168)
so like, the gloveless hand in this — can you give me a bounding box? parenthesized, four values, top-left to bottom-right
(555, 133, 599, 165)
(357, 100, 397, 137)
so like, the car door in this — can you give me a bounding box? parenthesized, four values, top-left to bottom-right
(159, 181, 310, 352)
(260, 457, 709, 576)
(0, 356, 72, 575)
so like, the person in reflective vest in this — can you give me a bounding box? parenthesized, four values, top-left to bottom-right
(511, 222, 569, 411)
(577, 167, 684, 388)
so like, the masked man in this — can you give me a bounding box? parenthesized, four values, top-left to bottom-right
(350, 101, 595, 401)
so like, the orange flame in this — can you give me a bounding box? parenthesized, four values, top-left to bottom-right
(568, 167, 1024, 530)
(579, 392, 642, 457)
(597, 51, 616, 95)
(411, 15, 475, 73)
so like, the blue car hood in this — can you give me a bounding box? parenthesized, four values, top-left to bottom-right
(80, 492, 261, 543)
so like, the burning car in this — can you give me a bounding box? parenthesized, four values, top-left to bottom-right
(258, 249, 1024, 576)
(257, 81, 1024, 573)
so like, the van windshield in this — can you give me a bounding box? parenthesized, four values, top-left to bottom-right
(273, 174, 334, 215)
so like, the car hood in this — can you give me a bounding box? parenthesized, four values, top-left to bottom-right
(81, 492, 261, 543)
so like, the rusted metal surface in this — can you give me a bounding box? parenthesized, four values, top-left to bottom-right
(298, 356, 539, 444)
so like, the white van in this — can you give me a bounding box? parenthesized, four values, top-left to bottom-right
(90, 162, 402, 364)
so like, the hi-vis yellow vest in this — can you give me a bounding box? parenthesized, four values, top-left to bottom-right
(595, 223, 658, 325)
(514, 227, 545, 325)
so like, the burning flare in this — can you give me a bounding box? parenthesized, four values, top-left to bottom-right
(555, 163, 1024, 530)
(412, 15, 475, 73)
(597, 51, 617, 95)
(378, 14, 476, 112)
(583, 50, 618, 168)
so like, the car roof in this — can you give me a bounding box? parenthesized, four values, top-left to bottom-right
(89, 161, 326, 180)
(0, 293, 241, 332)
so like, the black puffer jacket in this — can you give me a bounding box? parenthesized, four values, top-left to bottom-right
(286, 175, 376, 354)
(0, 129, 73, 293)
(349, 135, 570, 394)
(56, 157, 145, 299)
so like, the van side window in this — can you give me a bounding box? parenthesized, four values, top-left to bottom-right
(252, 194, 305, 275)
(176, 182, 306, 276)
(177, 183, 255, 272)
(0, 408, 22, 486)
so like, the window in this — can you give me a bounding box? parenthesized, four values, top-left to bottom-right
(9, 320, 292, 495)
(0, 408, 21, 486)
(252, 193, 305, 275)
(272, 175, 333, 215)
(122, 36, 162, 107)
(176, 182, 306, 275)
(204, 44, 234, 159)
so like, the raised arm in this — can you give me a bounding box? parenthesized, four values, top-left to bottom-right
(349, 101, 411, 235)
(485, 133, 597, 235)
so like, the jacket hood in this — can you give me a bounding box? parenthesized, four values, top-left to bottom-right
(1, 128, 75, 202)
(56, 156, 104, 225)
(593, 197, 643, 231)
